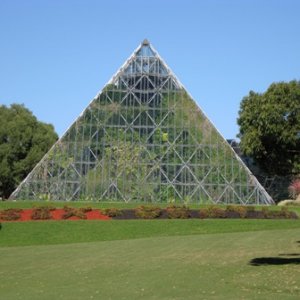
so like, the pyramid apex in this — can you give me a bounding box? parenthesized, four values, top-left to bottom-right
(142, 39, 150, 45)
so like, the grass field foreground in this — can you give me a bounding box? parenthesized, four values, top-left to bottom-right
(1, 228, 300, 299)
(1, 201, 300, 299)
(1, 218, 300, 247)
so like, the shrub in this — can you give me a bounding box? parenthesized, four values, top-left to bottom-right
(0, 208, 22, 221)
(207, 206, 226, 218)
(293, 199, 300, 206)
(246, 206, 255, 212)
(134, 206, 162, 219)
(268, 207, 295, 219)
(33, 204, 56, 211)
(256, 206, 296, 219)
(225, 205, 235, 213)
(225, 205, 248, 218)
(199, 206, 227, 218)
(261, 207, 271, 218)
(79, 207, 93, 213)
(31, 207, 53, 220)
(277, 199, 297, 206)
(278, 207, 293, 218)
(234, 206, 247, 218)
(199, 208, 209, 219)
(166, 205, 190, 219)
(101, 208, 122, 217)
(62, 206, 87, 219)
(288, 179, 300, 199)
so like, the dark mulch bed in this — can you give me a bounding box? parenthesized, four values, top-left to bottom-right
(112, 209, 298, 220)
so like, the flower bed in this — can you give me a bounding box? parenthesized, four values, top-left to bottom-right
(0, 205, 298, 222)
(0, 207, 111, 222)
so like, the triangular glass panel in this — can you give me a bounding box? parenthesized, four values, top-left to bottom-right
(136, 40, 156, 57)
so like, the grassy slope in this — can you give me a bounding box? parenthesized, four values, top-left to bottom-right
(1, 219, 300, 247)
(1, 229, 300, 300)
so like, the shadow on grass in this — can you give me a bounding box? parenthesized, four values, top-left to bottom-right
(249, 256, 300, 266)
(250, 241, 300, 265)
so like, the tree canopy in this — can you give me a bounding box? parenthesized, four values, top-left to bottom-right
(0, 104, 58, 199)
(237, 80, 300, 176)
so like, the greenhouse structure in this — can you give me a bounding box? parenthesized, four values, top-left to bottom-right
(11, 40, 274, 205)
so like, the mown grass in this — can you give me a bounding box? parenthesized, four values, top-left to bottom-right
(1, 219, 300, 247)
(1, 228, 300, 300)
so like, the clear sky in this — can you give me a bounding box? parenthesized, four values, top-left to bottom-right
(1, 0, 299, 139)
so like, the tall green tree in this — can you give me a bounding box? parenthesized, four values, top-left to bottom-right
(0, 104, 58, 199)
(237, 80, 300, 176)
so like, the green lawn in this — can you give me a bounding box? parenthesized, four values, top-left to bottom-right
(1, 201, 300, 299)
(1, 219, 300, 247)
(1, 227, 300, 299)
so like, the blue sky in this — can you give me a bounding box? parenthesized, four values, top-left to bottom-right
(1, 0, 299, 139)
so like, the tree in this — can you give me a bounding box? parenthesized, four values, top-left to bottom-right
(237, 80, 300, 176)
(0, 104, 58, 199)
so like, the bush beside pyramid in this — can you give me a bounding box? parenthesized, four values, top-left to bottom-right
(11, 40, 274, 204)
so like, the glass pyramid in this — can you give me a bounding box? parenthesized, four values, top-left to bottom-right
(11, 40, 274, 204)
